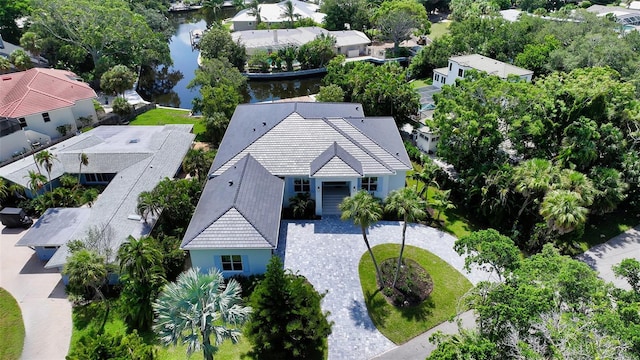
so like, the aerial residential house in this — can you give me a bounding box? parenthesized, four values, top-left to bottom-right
(232, 26, 371, 58)
(231, 0, 325, 31)
(587, 4, 640, 29)
(433, 54, 533, 89)
(0, 35, 49, 70)
(181, 102, 411, 276)
(2, 125, 195, 272)
(0, 68, 98, 162)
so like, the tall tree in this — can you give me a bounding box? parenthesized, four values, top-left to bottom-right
(281, 0, 298, 28)
(247, 0, 262, 26)
(385, 187, 426, 288)
(119, 236, 166, 330)
(373, 0, 430, 54)
(539, 190, 588, 235)
(34, 150, 58, 204)
(339, 190, 384, 287)
(246, 257, 332, 359)
(77, 153, 89, 188)
(153, 268, 251, 360)
(202, 0, 225, 25)
(100, 65, 136, 98)
(9, 49, 33, 70)
(321, 0, 370, 31)
(19, 32, 44, 58)
(182, 148, 213, 185)
(25, 170, 47, 196)
(0, 0, 30, 43)
(454, 229, 521, 281)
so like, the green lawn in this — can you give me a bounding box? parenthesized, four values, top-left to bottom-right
(70, 301, 251, 359)
(411, 79, 432, 89)
(130, 108, 206, 137)
(574, 207, 640, 255)
(359, 244, 472, 344)
(429, 22, 451, 40)
(0, 288, 25, 360)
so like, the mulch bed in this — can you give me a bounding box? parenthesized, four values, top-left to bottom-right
(379, 257, 434, 307)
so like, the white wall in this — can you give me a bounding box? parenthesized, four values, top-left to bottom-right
(415, 130, 438, 154)
(23, 107, 77, 139)
(189, 248, 273, 277)
(387, 171, 407, 193)
(71, 98, 98, 127)
(0, 130, 30, 162)
(283, 176, 317, 207)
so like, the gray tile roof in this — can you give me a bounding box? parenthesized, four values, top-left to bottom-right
(16, 208, 91, 247)
(14, 125, 197, 268)
(211, 102, 365, 173)
(310, 142, 363, 177)
(451, 54, 533, 78)
(211, 103, 410, 179)
(182, 154, 284, 250)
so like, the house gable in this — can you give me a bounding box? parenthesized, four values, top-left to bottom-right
(310, 142, 363, 177)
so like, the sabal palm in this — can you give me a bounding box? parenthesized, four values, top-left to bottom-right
(556, 168, 595, 206)
(385, 188, 426, 288)
(77, 153, 89, 187)
(34, 150, 58, 195)
(153, 268, 251, 360)
(281, 0, 297, 27)
(64, 249, 108, 300)
(540, 190, 588, 235)
(182, 148, 207, 184)
(431, 188, 455, 222)
(202, 0, 224, 25)
(339, 190, 384, 287)
(25, 170, 47, 196)
(248, 0, 261, 25)
(137, 191, 161, 223)
(513, 158, 556, 218)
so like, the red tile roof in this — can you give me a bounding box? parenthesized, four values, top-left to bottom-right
(0, 68, 97, 118)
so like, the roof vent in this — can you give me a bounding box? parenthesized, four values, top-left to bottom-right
(253, 128, 255, 131)
(129, 138, 139, 144)
(127, 214, 142, 221)
(2, 77, 11, 81)
(228, 180, 234, 186)
(262, 122, 266, 126)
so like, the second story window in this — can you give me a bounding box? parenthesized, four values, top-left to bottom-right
(42, 113, 51, 122)
(458, 69, 464, 77)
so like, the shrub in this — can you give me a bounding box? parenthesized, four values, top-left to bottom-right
(66, 330, 155, 360)
(111, 97, 132, 116)
(316, 84, 345, 102)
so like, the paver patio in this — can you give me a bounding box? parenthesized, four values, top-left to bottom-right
(276, 217, 493, 360)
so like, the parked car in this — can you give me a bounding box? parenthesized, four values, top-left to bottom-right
(0, 207, 33, 228)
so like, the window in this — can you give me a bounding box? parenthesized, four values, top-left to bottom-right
(18, 118, 26, 129)
(434, 74, 439, 82)
(441, 77, 445, 84)
(449, 62, 452, 71)
(458, 69, 464, 77)
(42, 113, 51, 122)
(361, 177, 378, 192)
(293, 178, 310, 192)
(85, 173, 116, 183)
(221, 255, 243, 271)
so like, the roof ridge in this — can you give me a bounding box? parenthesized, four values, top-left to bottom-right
(232, 205, 272, 248)
(322, 117, 395, 173)
(345, 116, 412, 168)
(233, 154, 250, 204)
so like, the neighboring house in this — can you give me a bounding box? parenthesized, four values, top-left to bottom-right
(3, 125, 195, 271)
(0, 68, 98, 162)
(231, 0, 325, 31)
(182, 102, 411, 276)
(232, 26, 371, 58)
(433, 54, 533, 89)
(587, 5, 640, 28)
(0, 35, 49, 69)
(413, 126, 439, 154)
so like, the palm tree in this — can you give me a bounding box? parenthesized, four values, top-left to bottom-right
(63, 249, 109, 332)
(0, 178, 8, 205)
(539, 190, 588, 235)
(513, 158, 556, 218)
(202, 0, 225, 25)
(34, 150, 58, 196)
(277, 45, 297, 71)
(137, 191, 161, 223)
(431, 188, 455, 223)
(119, 236, 166, 330)
(153, 268, 252, 360)
(385, 188, 426, 288)
(281, 0, 298, 28)
(182, 148, 208, 184)
(339, 190, 384, 287)
(248, 0, 262, 26)
(25, 170, 47, 197)
(233, 0, 246, 11)
(19, 31, 43, 58)
(289, 192, 315, 219)
(76, 153, 89, 189)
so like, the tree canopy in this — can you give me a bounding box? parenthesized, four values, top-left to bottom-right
(373, 0, 430, 54)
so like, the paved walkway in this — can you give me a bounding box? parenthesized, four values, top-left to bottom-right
(0, 225, 72, 360)
(276, 218, 493, 360)
(577, 225, 640, 290)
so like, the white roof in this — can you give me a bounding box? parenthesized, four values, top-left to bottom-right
(451, 54, 533, 78)
(232, 0, 325, 24)
(231, 27, 370, 50)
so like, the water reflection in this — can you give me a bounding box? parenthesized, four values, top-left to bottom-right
(137, 12, 324, 109)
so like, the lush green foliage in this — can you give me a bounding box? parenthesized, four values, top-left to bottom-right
(66, 330, 156, 360)
(0, 288, 24, 360)
(197, 27, 246, 71)
(325, 56, 420, 125)
(360, 244, 473, 343)
(288, 192, 316, 219)
(373, 0, 430, 53)
(429, 66, 640, 252)
(321, 0, 371, 31)
(153, 268, 251, 360)
(100, 65, 136, 97)
(28, 0, 170, 80)
(429, 245, 640, 359)
(246, 257, 331, 359)
(112, 97, 133, 116)
(182, 148, 215, 185)
(0, 0, 30, 43)
(454, 229, 521, 281)
(296, 34, 337, 69)
(316, 84, 345, 102)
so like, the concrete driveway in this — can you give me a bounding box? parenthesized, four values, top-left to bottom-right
(1, 225, 71, 360)
(276, 218, 492, 360)
(577, 225, 640, 290)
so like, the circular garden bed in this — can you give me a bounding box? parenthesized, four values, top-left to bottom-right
(380, 258, 433, 307)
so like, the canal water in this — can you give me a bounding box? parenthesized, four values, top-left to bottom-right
(137, 11, 323, 109)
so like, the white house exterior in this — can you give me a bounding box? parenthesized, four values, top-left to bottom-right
(0, 68, 98, 162)
(182, 102, 411, 277)
(231, 0, 325, 31)
(231, 27, 370, 58)
(433, 54, 533, 89)
(413, 126, 439, 154)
